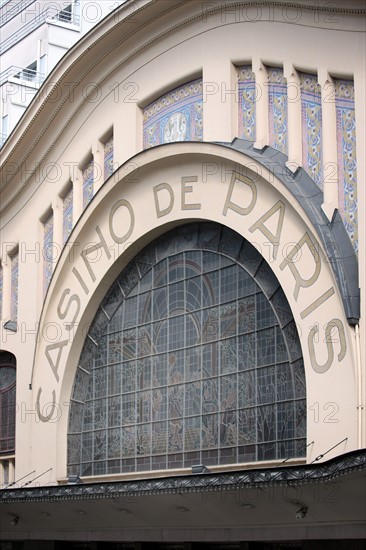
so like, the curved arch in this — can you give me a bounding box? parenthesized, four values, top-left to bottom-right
(26, 143, 357, 479)
(223, 138, 359, 325)
(37, 141, 359, 332)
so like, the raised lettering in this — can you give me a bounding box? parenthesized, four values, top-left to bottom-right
(300, 287, 335, 319)
(45, 340, 69, 382)
(81, 225, 111, 283)
(153, 183, 174, 218)
(280, 232, 321, 300)
(57, 288, 81, 330)
(308, 318, 346, 374)
(249, 200, 285, 260)
(181, 176, 201, 210)
(36, 387, 57, 422)
(109, 199, 135, 244)
(223, 172, 257, 216)
(72, 266, 89, 295)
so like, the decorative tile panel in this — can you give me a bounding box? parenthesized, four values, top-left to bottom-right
(10, 253, 18, 321)
(43, 212, 53, 296)
(83, 158, 94, 208)
(335, 79, 358, 253)
(238, 66, 256, 141)
(268, 68, 288, 154)
(63, 186, 73, 244)
(300, 73, 322, 187)
(143, 79, 203, 149)
(104, 136, 114, 181)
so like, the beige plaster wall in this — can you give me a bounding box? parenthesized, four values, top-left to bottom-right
(0, 0, 364, 485)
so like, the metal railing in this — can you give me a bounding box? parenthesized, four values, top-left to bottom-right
(0, 0, 37, 27)
(52, 7, 73, 24)
(0, 65, 45, 86)
(0, 6, 80, 54)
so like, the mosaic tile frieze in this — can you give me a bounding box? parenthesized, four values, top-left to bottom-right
(83, 158, 94, 208)
(143, 79, 203, 149)
(43, 213, 54, 296)
(300, 72, 322, 187)
(63, 186, 73, 244)
(104, 136, 114, 181)
(268, 68, 288, 154)
(238, 66, 256, 141)
(335, 79, 358, 253)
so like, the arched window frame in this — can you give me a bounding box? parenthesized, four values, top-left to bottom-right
(0, 351, 16, 456)
(68, 223, 306, 478)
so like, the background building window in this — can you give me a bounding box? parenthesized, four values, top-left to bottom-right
(68, 224, 306, 477)
(1, 115, 8, 146)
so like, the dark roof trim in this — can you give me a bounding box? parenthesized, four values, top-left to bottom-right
(1, 450, 365, 504)
(218, 139, 360, 325)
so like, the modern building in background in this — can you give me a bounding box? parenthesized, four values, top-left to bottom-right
(0, 0, 125, 146)
(0, 0, 365, 548)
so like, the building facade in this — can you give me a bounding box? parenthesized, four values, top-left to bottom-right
(0, 0, 365, 548)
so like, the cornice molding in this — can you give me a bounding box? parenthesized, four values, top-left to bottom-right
(1, 449, 365, 503)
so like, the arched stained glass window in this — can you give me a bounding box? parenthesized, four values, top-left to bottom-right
(68, 223, 306, 477)
(0, 351, 16, 454)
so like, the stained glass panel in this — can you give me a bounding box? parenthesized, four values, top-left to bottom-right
(68, 224, 306, 475)
(0, 352, 16, 454)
